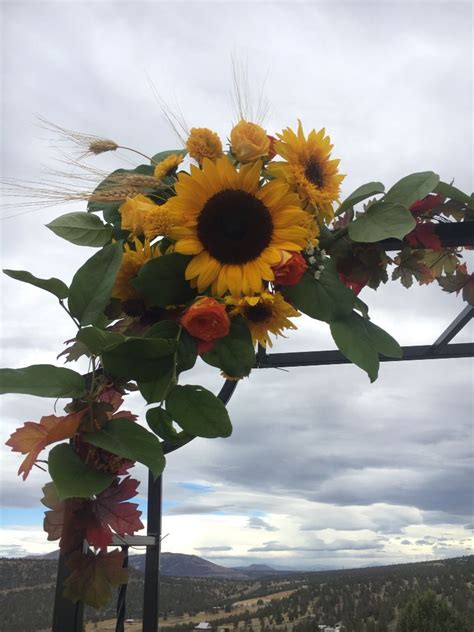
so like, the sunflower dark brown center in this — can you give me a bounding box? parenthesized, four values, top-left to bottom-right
(305, 159, 324, 188)
(245, 303, 272, 323)
(197, 189, 273, 264)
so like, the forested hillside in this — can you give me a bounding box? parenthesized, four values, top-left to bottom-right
(0, 555, 472, 632)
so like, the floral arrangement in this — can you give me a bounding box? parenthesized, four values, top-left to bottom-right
(1, 116, 473, 607)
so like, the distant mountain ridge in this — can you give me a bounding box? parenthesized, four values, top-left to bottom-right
(26, 551, 337, 577)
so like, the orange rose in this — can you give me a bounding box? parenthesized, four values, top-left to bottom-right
(272, 252, 307, 286)
(181, 297, 230, 344)
(230, 120, 270, 163)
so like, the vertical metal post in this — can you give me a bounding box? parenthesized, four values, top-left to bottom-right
(52, 548, 85, 632)
(142, 472, 163, 632)
(115, 545, 129, 632)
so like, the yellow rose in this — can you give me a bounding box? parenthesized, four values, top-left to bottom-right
(230, 120, 270, 163)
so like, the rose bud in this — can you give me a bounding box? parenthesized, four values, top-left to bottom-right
(230, 120, 271, 163)
(272, 251, 308, 286)
(181, 297, 231, 347)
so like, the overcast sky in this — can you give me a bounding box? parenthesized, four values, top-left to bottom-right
(0, 0, 473, 570)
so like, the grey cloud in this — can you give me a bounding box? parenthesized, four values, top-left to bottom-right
(401, 539, 411, 545)
(248, 538, 385, 553)
(195, 546, 233, 552)
(247, 517, 278, 532)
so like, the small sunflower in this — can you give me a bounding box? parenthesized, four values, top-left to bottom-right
(268, 120, 345, 223)
(227, 291, 300, 347)
(167, 156, 316, 296)
(186, 127, 223, 163)
(119, 194, 159, 237)
(142, 203, 181, 241)
(154, 154, 184, 181)
(112, 239, 157, 301)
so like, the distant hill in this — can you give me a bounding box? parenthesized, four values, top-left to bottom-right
(129, 552, 249, 578)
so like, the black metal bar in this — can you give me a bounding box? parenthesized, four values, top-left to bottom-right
(52, 545, 85, 632)
(380, 222, 474, 251)
(142, 472, 162, 632)
(257, 343, 474, 369)
(431, 305, 474, 350)
(115, 545, 129, 632)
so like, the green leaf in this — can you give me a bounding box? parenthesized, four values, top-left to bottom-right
(434, 181, 473, 206)
(330, 314, 380, 382)
(48, 444, 114, 500)
(146, 407, 185, 443)
(384, 171, 440, 208)
(348, 201, 416, 243)
(145, 321, 197, 374)
(283, 262, 355, 323)
(76, 327, 126, 355)
(86, 418, 166, 478)
(137, 355, 175, 403)
(151, 149, 187, 165)
(3, 269, 69, 299)
(0, 365, 86, 398)
(102, 337, 177, 381)
(166, 384, 232, 438)
(330, 313, 402, 382)
(202, 316, 255, 378)
(132, 253, 196, 307)
(365, 319, 402, 359)
(68, 242, 123, 326)
(46, 212, 113, 247)
(337, 182, 385, 215)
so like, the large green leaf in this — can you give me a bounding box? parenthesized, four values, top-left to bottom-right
(46, 212, 113, 247)
(330, 312, 402, 382)
(384, 171, 440, 208)
(145, 321, 197, 374)
(337, 182, 385, 215)
(101, 337, 177, 381)
(330, 315, 380, 382)
(68, 242, 123, 326)
(283, 263, 355, 323)
(146, 407, 185, 443)
(48, 444, 114, 500)
(348, 201, 416, 243)
(0, 365, 86, 398)
(132, 253, 196, 307)
(86, 418, 166, 478)
(434, 181, 473, 206)
(137, 355, 175, 404)
(3, 269, 69, 299)
(202, 316, 255, 378)
(166, 384, 232, 438)
(76, 327, 125, 355)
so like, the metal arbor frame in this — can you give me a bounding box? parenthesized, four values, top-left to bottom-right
(51, 223, 474, 632)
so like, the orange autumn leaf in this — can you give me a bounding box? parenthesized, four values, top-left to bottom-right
(6, 409, 86, 480)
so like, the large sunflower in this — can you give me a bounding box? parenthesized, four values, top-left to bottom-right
(167, 156, 315, 296)
(267, 120, 345, 223)
(227, 291, 300, 347)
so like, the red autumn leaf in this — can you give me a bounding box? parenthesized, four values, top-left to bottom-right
(82, 477, 143, 549)
(406, 222, 442, 250)
(63, 549, 128, 608)
(409, 193, 444, 215)
(100, 387, 137, 422)
(6, 409, 86, 480)
(41, 482, 86, 553)
(338, 272, 367, 296)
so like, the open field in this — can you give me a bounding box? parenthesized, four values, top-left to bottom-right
(85, 588, 297, 631)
